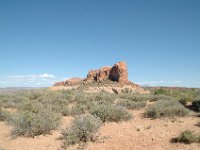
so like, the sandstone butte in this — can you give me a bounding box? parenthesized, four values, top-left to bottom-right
(52, 61, 148, 94)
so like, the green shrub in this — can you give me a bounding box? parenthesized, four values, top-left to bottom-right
(0, 108, 6, 121)
(153, 95, 175, 101)
(154, 89, 168, 95)
(90, 104, 132, 122)
(192, 97, 200, 112)
(69, 105, 85, 116)
(61, 106, 70, 116)
(93, 92, 118, 104)
(0, 107, 10, 122)
(18, 100, 43, 113)
(119, 94, 150, 102)
(179, 98, 187, 106)
(61, 104, 87, 117)
(0, 93, 28, 109)
(171, 130, 200, 144)
(11, 109, 60, 137)
(144, 100, 189, 119)
(149, 87, 200, 102)
(121, 88, 133, 94)
(61, 114, 102, 149)
(117, 99, 146, 110)
(118, 94, 174, 102)
(147, 95, 175, 102)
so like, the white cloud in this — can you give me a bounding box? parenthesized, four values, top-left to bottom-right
(38, 73, 55, 78)
(8, 74, 55, 79)
(137, 80, 190, 87)
(0, 74, 64, 87)
(137, 81, 164, 86)
(171, 81, 182, 84)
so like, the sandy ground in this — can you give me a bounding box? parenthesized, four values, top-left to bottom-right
(0, 110, 200, 150)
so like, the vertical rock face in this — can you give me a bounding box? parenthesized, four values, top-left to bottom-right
(86, 61, 128, 84)
(97, 66, 112, 82)
(87, 70, 97, 81)
(109, 61, 128, 83)
(87, 66, 112, 82)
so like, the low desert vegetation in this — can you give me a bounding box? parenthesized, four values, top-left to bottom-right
(89, 103, 132, 122)
(0, 147, 5, 150)
(67, 104, 86, 116)
(179, 98, 187, 106)
(10, 109, 60, 137)
(0, 106, 10, 122)
(116, 99, 147, 110)
(151, 95, 176, 101)
(119, 93, 175, 103)
(171, 130, 200, 144)
(0, 87, 199, 149)
(61, 114, 102, 149)
(119, 94, 151, 102)
(192, 97, 200, 112)
(149, 87, 200, 102)
(144, 100, 190, 118)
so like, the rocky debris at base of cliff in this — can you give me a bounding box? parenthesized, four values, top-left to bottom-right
(53, 61, 148, 94)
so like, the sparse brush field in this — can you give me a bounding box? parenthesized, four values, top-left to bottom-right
(0, 87, 200, 150)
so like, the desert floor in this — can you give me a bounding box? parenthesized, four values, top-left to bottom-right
(1, 108, 200, 150)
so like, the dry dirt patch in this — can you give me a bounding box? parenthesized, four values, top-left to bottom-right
(0, 116, 74, 150)
(0, 110, 200, 150)
(86, 110, 200, 150)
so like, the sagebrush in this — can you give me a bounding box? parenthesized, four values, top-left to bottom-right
(90, 104, 132, 122)
(11, 109, 60, 137)
(144, 100, 189, 118)
(61, 114, 102, 149)
(171, 130, 200, 144)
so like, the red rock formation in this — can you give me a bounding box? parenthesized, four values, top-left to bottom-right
(87, 66, 111, 82)
(86, 61, 128, 84)
(110, 61, 128, 83)
(52, 61, 148, 94)
(54, 81, 65, 86)
(54, 61, 129, 86)
(54, 78, 82, 86)
(64, 78, 82, 85)
(97, 66, 112, 82)
(87, 70, 97, 81)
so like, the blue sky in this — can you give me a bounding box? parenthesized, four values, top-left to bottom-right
(0, 0, 200, 87)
